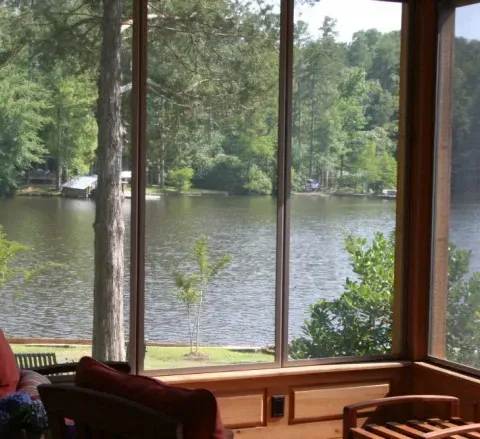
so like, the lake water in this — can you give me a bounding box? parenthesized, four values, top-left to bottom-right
(0, 195, 479, 347)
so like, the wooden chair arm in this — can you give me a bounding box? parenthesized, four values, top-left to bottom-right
(33, 361, 131, 376)
(423, 423, 480, 439)
(343, 396, 460, 439)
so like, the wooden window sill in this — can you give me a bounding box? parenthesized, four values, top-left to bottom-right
(151, 361, 411, 385)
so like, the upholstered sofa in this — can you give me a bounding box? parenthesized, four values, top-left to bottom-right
(0, 331, 233, 438)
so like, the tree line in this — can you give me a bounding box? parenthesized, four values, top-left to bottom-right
(1, 2, 479, 197)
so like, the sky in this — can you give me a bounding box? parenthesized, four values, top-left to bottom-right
(295, 0, 480, 42)
(456, 5, 480, 41)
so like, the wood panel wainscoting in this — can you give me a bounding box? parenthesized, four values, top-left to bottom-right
(156, 362, 412, 438)
(413, 363, 480, 422)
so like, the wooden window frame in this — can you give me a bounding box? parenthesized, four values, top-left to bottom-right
(429, 0, 455, 361)
(129, 0, 415, 376)
(427, 0, 480, 377)
(403, 0, 439, 363)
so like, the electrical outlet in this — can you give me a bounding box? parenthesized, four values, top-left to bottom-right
(271, 395, 285, 418)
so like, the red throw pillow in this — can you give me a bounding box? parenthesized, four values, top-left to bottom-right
(75, 357, 225, 439)
(0, 330, 20, 398)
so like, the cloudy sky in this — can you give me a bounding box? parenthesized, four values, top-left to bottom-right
(295, 0, 480, 42)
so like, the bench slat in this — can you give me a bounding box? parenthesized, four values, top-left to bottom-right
(367, 424, 414, 439)
(387, 422, 430, 438)
(352, 428, 387, 439)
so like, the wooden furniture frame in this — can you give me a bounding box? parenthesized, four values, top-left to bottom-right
(343, 395, 480, 439)
(38, 384, 182, 439)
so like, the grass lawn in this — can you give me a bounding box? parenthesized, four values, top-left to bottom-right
(16, 184, 60, 196)
(11, 344, 273, 370)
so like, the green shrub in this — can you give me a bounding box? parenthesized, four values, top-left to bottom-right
(290, 232, 394, 359)
(167, 167, 194, 192)
(290, 232, 480, 364)
(335, 187, 357, 194)
(244, 165, 272, 195)
(291, 168, 309, 193)
(194, 155, 248, 194)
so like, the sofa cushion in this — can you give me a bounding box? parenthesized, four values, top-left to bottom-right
(75, 356, 225, 439)
(17, 369, 51, 399)
(0, 330, 20, 398)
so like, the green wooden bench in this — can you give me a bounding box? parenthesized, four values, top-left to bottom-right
(14, 352, 58, 370)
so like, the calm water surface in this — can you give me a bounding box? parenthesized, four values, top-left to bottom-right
(0, 196, 478, 346)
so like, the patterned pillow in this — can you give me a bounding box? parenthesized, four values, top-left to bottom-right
(17, 370, 51, 399)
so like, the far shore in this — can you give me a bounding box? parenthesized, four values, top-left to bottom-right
(10, 184, 395, 201)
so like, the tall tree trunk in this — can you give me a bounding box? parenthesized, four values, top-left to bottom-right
(92, 0, 125, 362)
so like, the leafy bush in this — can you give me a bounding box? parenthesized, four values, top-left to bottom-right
(194, 155, 248, 194)
(445, 244, 480, 367)
(291, 168, 309, 193)
(290, 232, 394, 359)
(195, 156, 274, 195)
(167, 167, 194, 192)
(290, 232, 480, 363)
(244, 165, 272, 195)
(335, 187, 357, 195)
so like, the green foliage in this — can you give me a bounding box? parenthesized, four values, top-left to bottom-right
(290, 232, 394, 359)
(445, 244, 480, 367)
(196, 155, 248, 195)
(244, 165, 273, 195)
(0, 64, 49, 195)
(196, 156, 274, 195)
(171, 235, 232, 354)
(358, 140, 397, 192)
(0, 0, 479, 197)
(290, 232, 480, 362)
(44, 70, 98, 182)
(167, 167, 194, 193)
(291, 168, 308, 193)
(0, 225, 30, 287)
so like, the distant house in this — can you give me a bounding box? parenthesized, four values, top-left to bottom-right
(121, 171, 132, 183)
(381, 188, 397, 199)
(61, 176, 98, 198)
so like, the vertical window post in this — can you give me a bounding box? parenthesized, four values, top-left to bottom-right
(278, 0, 294, 366)
(430, 1, 455, 359)
(406, 0, 439, 361)
(393, 2, 411, 354)
(130, 0, 148, 374)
